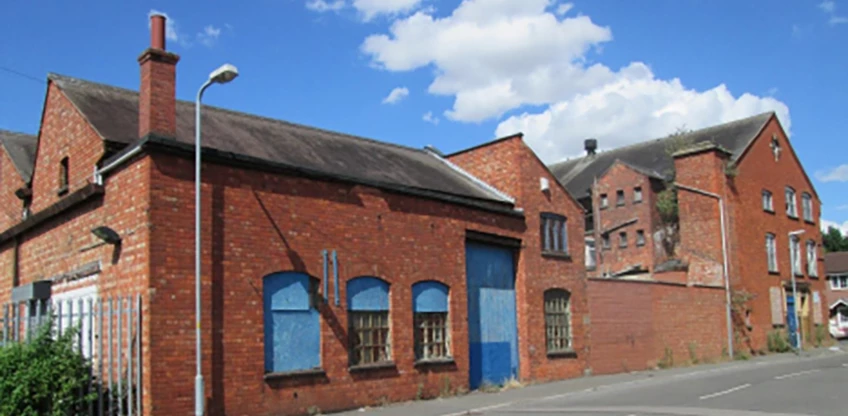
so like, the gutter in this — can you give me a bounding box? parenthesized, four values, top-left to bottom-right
(93, 140, 147, 185)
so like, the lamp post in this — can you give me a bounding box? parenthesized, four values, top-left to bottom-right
(195, 63, 238, 416)
(788, 229, 805, 350)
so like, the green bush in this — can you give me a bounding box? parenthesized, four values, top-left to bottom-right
(766, 329, 791, 353)
(814, 325, 828, 347)
(0, 320, 95, 416)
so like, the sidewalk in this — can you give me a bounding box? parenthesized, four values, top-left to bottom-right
(333, 344, 847, 416)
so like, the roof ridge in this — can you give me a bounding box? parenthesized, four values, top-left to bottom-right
(549, 111, 774, 167)
(49, 72, 429, 156)
(0, 129, 37, 139)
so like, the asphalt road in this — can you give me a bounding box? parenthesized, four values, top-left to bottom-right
(343, 345, 847, 416)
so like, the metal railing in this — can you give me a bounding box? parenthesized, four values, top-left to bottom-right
(1, 294, 143, 416)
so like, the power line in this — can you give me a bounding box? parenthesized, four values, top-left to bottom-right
(0, 66, 43, 84)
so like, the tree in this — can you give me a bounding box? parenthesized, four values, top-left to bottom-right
(823, 226, 848, 253)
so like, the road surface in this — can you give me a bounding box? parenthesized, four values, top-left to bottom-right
(343, 346, 847, 416)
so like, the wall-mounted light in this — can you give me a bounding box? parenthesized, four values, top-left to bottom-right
(91, 226, 121, 245)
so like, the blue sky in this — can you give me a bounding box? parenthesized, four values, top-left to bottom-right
(1, 0, 846, 230)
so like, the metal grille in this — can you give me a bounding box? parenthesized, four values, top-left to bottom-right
(544, 290, 571, 353)
(414, 312, 449, 360)
(1, 295, 142, 416)
(349, 311, 390, 365)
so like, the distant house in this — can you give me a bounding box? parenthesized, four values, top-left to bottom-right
(550, 113, 828, 352)
(825, 252, 848, 338)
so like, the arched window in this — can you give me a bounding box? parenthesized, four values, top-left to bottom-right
(347, 276, 390, 366)
(785, 187, 797, 218)
(263, 272, 320, 373)
(412, 281, 450, 361)
(544, 289, 572, 354)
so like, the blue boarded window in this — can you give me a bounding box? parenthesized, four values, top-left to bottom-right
(263, 272, 320, 373)
(347, 276, 391, 366)
(412, 281, 450, 361)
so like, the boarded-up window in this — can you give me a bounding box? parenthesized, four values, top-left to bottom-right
(812, 291, 822, 325)
(770, 286, 784, 326)
(544, 289, 572, 353)
(347, 277, 391, 366)
(412, 281, 450, 361)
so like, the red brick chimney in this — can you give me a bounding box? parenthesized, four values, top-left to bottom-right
(138, 13, 180, 139)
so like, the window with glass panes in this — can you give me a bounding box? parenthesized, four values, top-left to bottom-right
(802, 193, 813, 222)
(540, 213, 568, 254)
(806, 240, 817, 276)
(412, 281, 450, 361)
(785, 187, 797, 218)
(762, 190, 773, 212)
(633, 187, 643, 203)
(790, 236, 802, 275)
(544, 289, 572, 353)
(347, 277, 391, 366)
(766, 233, 777, 272)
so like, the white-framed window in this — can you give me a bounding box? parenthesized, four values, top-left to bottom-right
(806, 240, 818, 277)
(785, 187, 797, 218)
(790, 236, 802, 275)
(831, 275, 848, 290)
(585, 238, 596, 270)
(633, 187, 643, 203)
(541, 213, 568, 255)
(762, 190, 773, 212)
(600, 194, 608, 209)
(802, 193, 813, 222)
(766, 233, 777, 272)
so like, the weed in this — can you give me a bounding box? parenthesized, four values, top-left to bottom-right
(439, 375, 453, 397)
(767, 329, 791, 353)
(500, 377, 525, 392)
(687, 342, 699, 365)
(658, 346, 674, 369)
(377, 396, 390, 407)
(735, 351, 751, 361)
(415, 383, 424, 401)
(307, 405, 321, 416)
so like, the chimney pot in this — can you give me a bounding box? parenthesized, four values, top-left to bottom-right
(150, 13, 166, 50)
(585, 138, 598, 156)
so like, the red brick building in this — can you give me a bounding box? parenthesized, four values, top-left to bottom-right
(0, 14, 589, 416)
(825, 252, 848, 338)
(551, 113, 828, 353)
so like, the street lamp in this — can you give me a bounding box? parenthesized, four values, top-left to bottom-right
(788, 229, 805, 351)
(195, 63, 238, 416)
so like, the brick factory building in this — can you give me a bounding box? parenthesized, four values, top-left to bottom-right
(0, 13, 830, 416)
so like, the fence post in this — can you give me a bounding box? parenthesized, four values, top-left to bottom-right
(97, 298, 104, 416)
(117, 296, 123, 416)
(107, 297, 113, 414)
(127, 296, 133, 416)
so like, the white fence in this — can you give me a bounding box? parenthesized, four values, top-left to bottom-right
(1, 294, 143, 416)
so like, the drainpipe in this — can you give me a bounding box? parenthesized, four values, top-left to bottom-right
(675, 183, 734, 360)
(12, 236, 20, 287)
(92, 144, 145, 185)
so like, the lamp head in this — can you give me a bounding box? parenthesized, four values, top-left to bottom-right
(209, 63, 239, 84)
(92, 226, 121, 245)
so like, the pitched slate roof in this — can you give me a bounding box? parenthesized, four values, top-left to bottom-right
(48, 73, 514, 210)
(548, 112, 774, 199)
(825, 252, 848, 275)
(0, 129, 37, 183)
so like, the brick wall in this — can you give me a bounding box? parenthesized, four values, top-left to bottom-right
(0, 84, 153, 411)
(591, 162, 656, 276)
(587, 278, 726, 374)
(146, 139, 587, 415)
(449, 136, 589, 382)
(724, 116, 827, 351)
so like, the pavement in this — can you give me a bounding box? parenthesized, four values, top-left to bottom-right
(338, 342, 848, 416)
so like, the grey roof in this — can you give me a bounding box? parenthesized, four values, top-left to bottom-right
(48, 73, 513, 208)
(549, 112, 774, 199)
(825, 252, 848, 275)
(0, 129, 37, 183)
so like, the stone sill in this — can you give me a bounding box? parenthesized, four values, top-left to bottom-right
(547, 349, 577, 359)
(541, 251, 572, 261)
(263, 368, 326, 381)
(349, 361, 396, 373)
(414, 358, 455, 368)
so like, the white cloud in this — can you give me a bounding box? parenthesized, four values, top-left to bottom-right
(815, 164, 848, 182)
(197, 25, 222, 47)
(354, 0, 424, 21)
(422, 111, 439, 125)
(361, 0, 790, 163)
(822, 219, 848, 234)
(149, 10, 180, 43)
(307, 0, 346, 12)
(556, 3, 574, 16)
(819, 1, 836, 13)
(818, 1, 848, 25)
(382, 87, 410, 104)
